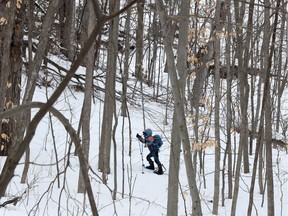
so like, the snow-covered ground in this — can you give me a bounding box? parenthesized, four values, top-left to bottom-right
(0, 59, 287, 216)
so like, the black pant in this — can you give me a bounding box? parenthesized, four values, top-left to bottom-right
(146, 150, 161, 166)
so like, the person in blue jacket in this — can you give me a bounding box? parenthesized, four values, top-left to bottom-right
(136, 128, 163, 175)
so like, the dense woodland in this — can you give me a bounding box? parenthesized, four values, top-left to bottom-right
(0, 0, 288, 215)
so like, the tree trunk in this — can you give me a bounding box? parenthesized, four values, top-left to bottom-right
(243, 0, 255, 158)
(120, 1, 131, 117)
(0, 1, 14, 111)
(233, 0, 250, 174)
(98, 0, 120, 178)
(156, 1, 202, 215)
(167, 0, 189, 214)
(135, 0, 144, 79)
(19, 0, 62, 183)
(224, 0, 233, 200)
(167, 110, 182, 216)
(0, 0, 22, 156)
(59, 0, 76, 60)
(212, 2, 222, 214)
(247, 89, 265, 215)
(78, 0, 96, 193)
(275, 8, 286, 132)
(263, 0, 281, 214)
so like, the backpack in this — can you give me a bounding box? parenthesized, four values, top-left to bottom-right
(153, 134, 163, 149)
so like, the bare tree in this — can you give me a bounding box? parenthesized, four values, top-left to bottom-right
(155, 1, 202, 215)
(263, 0, 281, 214)
(230, 0, 251, 213)
(135, 0, 144, 80)
(223, 0, 233, 200)
(20, 0, 62, 183)
(274, 2, 287, 132)
(98, 0, 120, 179)
(58, 0, 76, 60)
(167, 0, 189, 214)
(233, 0, 250, 174)
(167, 110, 182, 216)
(120, 1, 132, 117)
(78, 0, 96, 193)
(212, 1, 223, 214)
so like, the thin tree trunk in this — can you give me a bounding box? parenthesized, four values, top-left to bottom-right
(78, 0, 96, 193)
(20, 0, 34, 184)
(230, 142, 243, 216)
(275, 8, 286, 132)
(224, 0, 233, 199)
(156, 2, 202, 215)
(242, 0, 255, 159)
(247, 89, 265, 215)
(135, 0, 144, 79)
(167, 0, 189, 214)
(98, 0, 120, 178)
(167, 110, 182, 216)
(212, 2, 222, 213)
(19, 0, 62, 183)
(233, 0, 250, 174)
(65, 0, 76, 60)
(112, 102, 118, 200)
(120, 0, 131, 117)
(263, 0, 281, 214)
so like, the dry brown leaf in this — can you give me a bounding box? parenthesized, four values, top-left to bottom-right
(1, 133, 9, 141)
(0, 17, 7, 25)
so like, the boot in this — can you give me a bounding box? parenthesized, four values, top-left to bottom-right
(154, 165, 163, 175)
(145, 161, 154, 170)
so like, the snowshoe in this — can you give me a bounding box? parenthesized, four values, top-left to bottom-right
(154, 166, 163, 175)
(145, 161, 154, 170)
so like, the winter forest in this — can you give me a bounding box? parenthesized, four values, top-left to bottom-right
(0, 0, 288, 215)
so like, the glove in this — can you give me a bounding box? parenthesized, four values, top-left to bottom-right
(136, 133, 145, 143)
(136, 133, 141, 139)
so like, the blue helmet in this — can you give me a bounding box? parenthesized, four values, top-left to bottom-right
(143, 128, 152, 137)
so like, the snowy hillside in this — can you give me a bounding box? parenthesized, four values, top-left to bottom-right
(0, 56, 287, 216)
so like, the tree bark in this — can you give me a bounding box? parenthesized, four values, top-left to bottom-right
(167, 0, 189, 214)
(156, 1, 202, 215)
(167, 110, 182, 216)
(0, 0, 22, 156)
(0, 1, 15, 112)
(120, 0, 132, 117)
(135, 0, 144, 79)
(263, 0, 281, 214)
(98, 0, 120, 178)
(212, 2, 222, 214)
(78, 0, 96, 193)
(224, 0, 233, 200)
(233, 0, 250, 174)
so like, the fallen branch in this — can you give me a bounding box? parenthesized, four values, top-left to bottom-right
(0, 196, 21, 208)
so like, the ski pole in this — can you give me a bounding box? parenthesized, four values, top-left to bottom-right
(162, 164, 167, 172)
(138, 140, 144, 174)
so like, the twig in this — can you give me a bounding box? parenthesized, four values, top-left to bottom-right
(0, 196, 21, 208)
